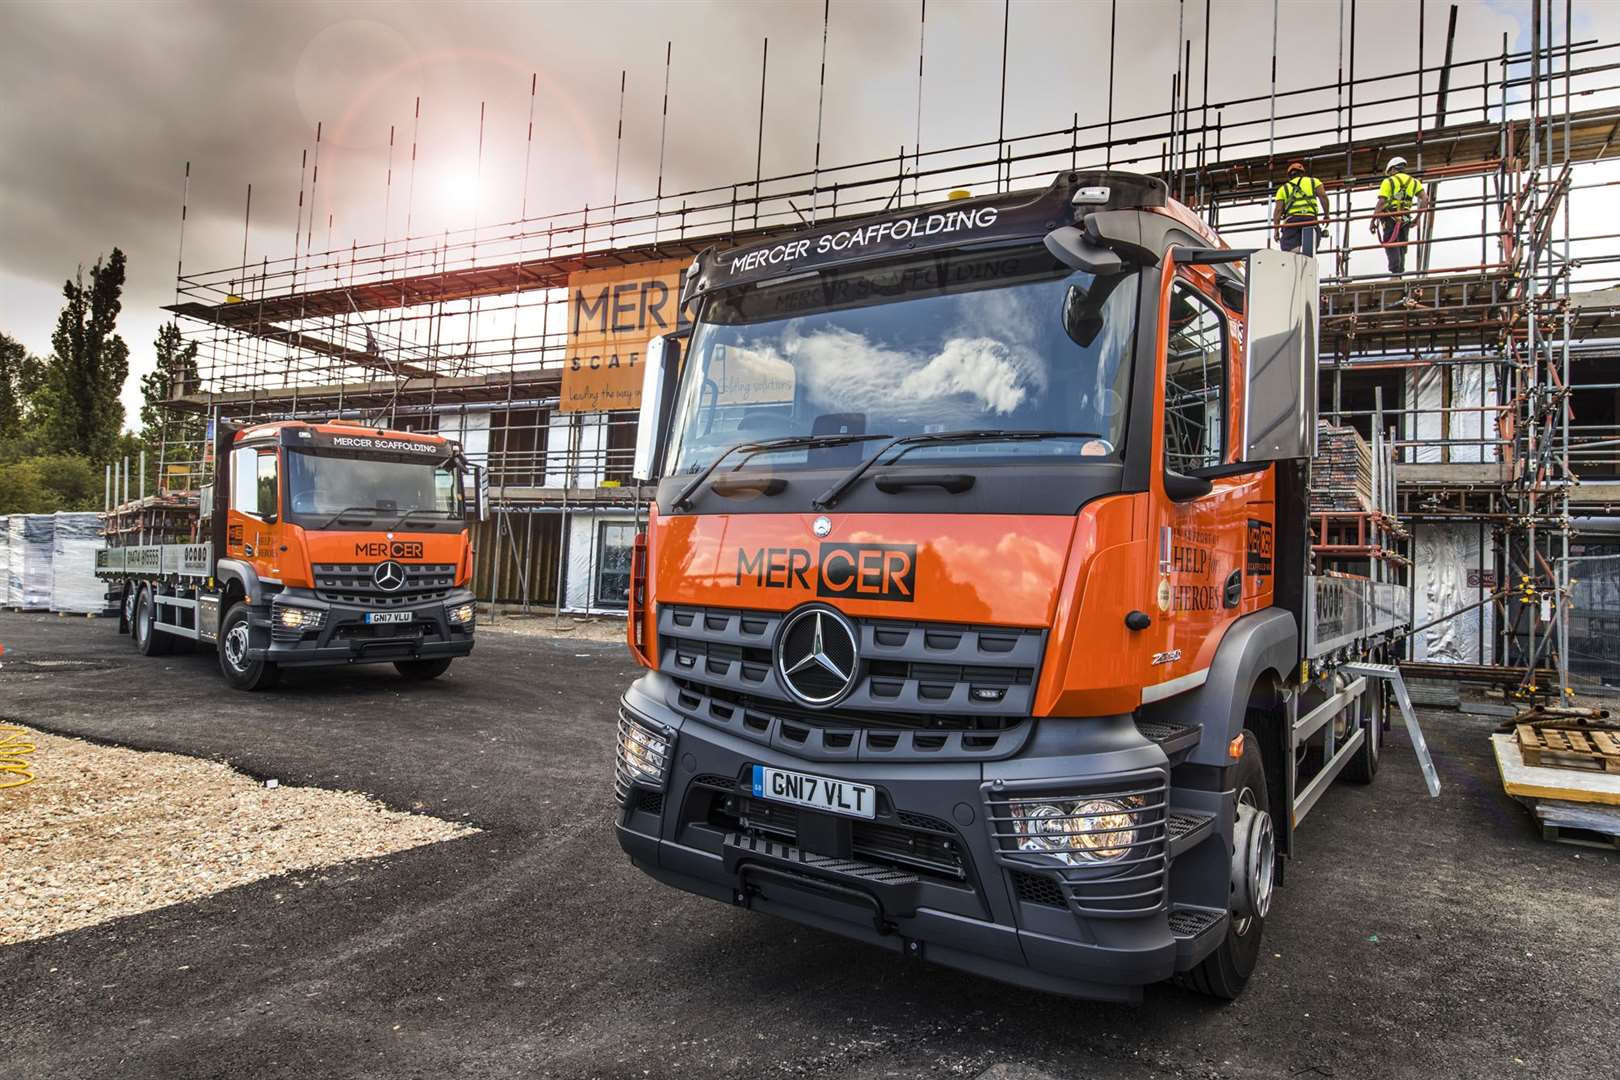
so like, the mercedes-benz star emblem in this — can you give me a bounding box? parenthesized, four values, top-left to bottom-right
(812, 515, 833, 538)
(775, 605, 859, 707)
(373, 560, 407, 592)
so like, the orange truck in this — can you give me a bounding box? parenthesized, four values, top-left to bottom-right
(613, 172, 1436, 1002)
(96, 419, 485, 690)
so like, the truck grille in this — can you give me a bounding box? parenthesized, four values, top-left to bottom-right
(984, 770, 1170, 918)
(697, 775, 969, 883)
(312, 563, 457, 609)
(657, 604, 1044, 720)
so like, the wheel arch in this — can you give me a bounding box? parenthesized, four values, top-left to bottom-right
(1140, 607, 1298, 766)
(214, 559, 260, 609)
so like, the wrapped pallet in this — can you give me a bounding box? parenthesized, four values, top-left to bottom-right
(5, 516, 22, 607)
(0, 517, 9, 604)
(50, 511, 105, 614)
(11, 514, 55, 610)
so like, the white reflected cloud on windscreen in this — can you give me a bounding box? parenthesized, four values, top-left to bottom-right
(767, 322, 1046, 420)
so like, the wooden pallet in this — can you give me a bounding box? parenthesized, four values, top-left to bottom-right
(1516, 724, 1620, 774)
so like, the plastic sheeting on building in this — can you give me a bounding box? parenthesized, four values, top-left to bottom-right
(1411, 522, 1494, 664)
(8, 514, 55, 611)
(0, 517, 9, 604)
(50, 512, 105, 614)
(1404, 363, 1498, 464)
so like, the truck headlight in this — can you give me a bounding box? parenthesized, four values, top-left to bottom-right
(447, 601, 476, 626)
(1010, 797, 1138, 865)
(275, 606, 325, 631)
(614, 709, 671, 803)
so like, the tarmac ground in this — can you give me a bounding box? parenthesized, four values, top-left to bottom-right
(1, 610, 1614, 1080)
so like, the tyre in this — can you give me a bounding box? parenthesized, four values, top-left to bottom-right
(1342, 678, 1382, 784)
(120, 584, 137, 635)
(133, 586, 173, 657)
(1177, 731, 1275, 1001)
(218, 602, 280, 691)
(395, 658, 453, 681)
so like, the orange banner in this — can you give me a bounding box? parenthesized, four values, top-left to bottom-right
(560, 259, 685, 412)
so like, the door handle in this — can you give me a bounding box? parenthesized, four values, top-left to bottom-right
(1224, 569, 1242, 608)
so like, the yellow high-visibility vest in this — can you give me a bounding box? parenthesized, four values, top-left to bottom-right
(1274, 176, 1323, 218)
(1379, 172, 1424, 213)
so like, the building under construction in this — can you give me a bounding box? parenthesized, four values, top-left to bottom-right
(151, 5, 1620, 698)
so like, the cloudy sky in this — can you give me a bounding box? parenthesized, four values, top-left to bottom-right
(1, 0, 1611, 427)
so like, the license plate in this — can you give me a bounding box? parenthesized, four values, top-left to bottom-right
(751, 765, 876, 820)
(365, 611, 413, 624)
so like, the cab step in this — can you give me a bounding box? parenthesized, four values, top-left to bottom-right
(1168, 903, 1227, 964)
(1137, 719, 1201, 760)
(1165, 810, 1217, 858)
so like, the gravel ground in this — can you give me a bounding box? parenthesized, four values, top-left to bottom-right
(0, 611, 1614, 1080)
(0, 725, 474, 945)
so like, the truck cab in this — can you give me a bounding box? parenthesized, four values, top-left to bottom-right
(610, 172, 1371, 1003)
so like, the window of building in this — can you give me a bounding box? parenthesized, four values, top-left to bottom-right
(1163, 282, 1228, 473)
(593, 521, 636, 610)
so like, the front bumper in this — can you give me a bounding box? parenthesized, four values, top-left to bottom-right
(614, 672, 1226, 1003)
(246, 586, 477, 667)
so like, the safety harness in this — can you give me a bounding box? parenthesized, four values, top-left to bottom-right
(1384, 173, 1422, 216)
(1277, 176, 1321, 219)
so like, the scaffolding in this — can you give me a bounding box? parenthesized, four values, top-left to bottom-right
(160, 8, 1620, 694)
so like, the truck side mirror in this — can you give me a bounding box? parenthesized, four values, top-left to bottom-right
(633, 334, 683, 483)
(1241, 249, 1318, 462)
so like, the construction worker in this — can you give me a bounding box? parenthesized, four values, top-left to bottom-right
(1371, 156, 1426, 275)
(1272, 160, 1329, 257)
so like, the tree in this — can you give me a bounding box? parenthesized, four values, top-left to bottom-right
(0, 331, 44, 448)
(0, 454, 101, 514)
(34, 248, 130, 464)
(140, 321, 204, 490)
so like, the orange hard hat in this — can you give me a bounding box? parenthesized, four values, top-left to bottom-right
(1286, 160, 1307, 174)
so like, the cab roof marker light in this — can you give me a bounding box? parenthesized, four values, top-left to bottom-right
(1071, 186, 1111, 207)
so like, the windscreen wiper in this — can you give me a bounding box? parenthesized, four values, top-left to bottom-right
(671, 433, 894, 511)
(813, 430, 1103, 510)
(309, 505, 387, 530)
(391, 507, 458, 529)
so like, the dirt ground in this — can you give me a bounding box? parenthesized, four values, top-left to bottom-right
(0, 611, 1614, 1080)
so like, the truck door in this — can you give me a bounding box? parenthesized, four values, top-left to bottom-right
(1143, 275, 1265, 700)
(227, 442, 282, 577)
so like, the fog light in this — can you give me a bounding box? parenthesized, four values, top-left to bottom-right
(275, 606, 325, 631)
(614, 709, 671, 803)
(1010, 797, 1138, 865)
(447, 601, 476, 626)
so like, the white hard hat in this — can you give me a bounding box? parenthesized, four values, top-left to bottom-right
(1385, 156, 1408, 175)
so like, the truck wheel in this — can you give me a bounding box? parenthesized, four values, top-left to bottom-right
(1177, 732, 1274, 1001)
(1342, 679, 1381, 784)
(134, 587, 173, 657)
(120, 585, 137, 634)
(218, 602, 280, 691)
(395, 658, 453, 681)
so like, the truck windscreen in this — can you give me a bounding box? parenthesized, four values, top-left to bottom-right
(285, 450, 461, 527)
(666, 247, 1141, 476)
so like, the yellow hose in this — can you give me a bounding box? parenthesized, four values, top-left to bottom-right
(0, 725, 36, 789)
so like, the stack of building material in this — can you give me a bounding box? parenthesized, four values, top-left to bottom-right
(0, 517, 9, 601)
(49, 512, 105, 614)
(8, 515, 55, 610)
(1309, 423, 1373, 513)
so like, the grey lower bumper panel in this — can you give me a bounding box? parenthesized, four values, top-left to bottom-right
(619, 824, 1172, 1004)
(613, 675, 1196, 1003)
